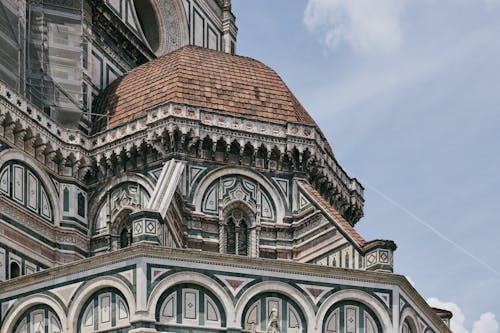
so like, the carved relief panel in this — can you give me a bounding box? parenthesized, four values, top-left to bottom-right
(201, 175, 276, 223)
(94, 182, 150, 235)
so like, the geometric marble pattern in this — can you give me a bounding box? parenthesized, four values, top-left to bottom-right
(1, 300, 15, 319)
(298, 190, 311, 211)
(418, 316, 429, 333)
(215, 274, 254, 297)
(52, 282, 83, 307)
(400, 298, 407, 313)
(118, 270, 135, 286)
(297, 283, 334, 305)
(151, 268, 170, 284)
(272, 177, 289, 199)
(374, 292, 391, 308)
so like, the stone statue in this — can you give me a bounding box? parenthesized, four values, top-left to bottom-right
(267, 308, 281, 333)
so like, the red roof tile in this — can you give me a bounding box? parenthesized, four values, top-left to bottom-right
(94, 45, 318, 130)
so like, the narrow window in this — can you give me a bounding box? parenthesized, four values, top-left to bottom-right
(238, 221, 248, 256)
(77, 192, 85, 218)
(120, 228, 130, 248)
(226, 219, 236, 254)
(10, 261, 20, 279)
(63, 188, 70, 212)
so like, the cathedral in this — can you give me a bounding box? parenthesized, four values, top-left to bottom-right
(0, 0, 453, 332)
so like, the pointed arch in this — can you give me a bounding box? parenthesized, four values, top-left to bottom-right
(88, 173, 154, 236)
(222, 201, 254, 255)
(193, 167, 285, 223)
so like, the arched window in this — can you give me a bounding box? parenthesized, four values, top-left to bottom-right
(242, 292, 305, 333)
(0, 161, 54, 222)
(78, 192, 86, 218)
(324, 301, 382, 333)
(156, 284, 226, 329)
(78, 288, 130, 333)
(94, 182, 150, 236)
(63, 188, 70, 212)
(14, 305, 62, 333)
(201, 175, 277, 223)
(10, 261, 21, 279)
(226, 219, 236, 254)
(402, 318, 416, 333)
(120, 227, 131, 248)
(224, 208, 249, 256)
(112, 208, 134, 251)
(238, 220, 248, 256)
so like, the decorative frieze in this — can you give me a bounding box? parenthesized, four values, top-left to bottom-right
(0, 245, 451, 333)
(0, 80, 364, 224)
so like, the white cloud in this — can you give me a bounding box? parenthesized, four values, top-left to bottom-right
(427, 298, 499, 333)
(303, 0, 500, 54)
(303, 0, 406, 53)
(304, 4, 499, 119)
(427, 298, 468, 333)
(472, 313, 499, 333)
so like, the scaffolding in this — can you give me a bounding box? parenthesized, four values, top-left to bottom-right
(0, 0, 21, 91)
(21, 0, 84, 128)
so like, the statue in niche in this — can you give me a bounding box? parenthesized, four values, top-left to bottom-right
(267, 308, 281, 333)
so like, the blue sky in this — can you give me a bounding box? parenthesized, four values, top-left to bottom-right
(232, 0, 500, 332)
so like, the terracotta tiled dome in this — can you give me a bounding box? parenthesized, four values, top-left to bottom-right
(93, 45, 317, 130)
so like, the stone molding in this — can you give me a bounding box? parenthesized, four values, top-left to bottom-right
(0, 196, 88, 254)
(0, 244, 451, 333)
(0, 80, 363, 223)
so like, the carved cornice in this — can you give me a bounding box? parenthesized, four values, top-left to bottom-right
(363, 239, 398, 252)
(0, 244, 452, 333)
(0, 78, 363, 224)
(93, 104, 363, 193)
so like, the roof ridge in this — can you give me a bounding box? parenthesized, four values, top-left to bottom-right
(298, 180, 366, 247)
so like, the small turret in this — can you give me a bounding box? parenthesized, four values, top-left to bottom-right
(363, 239, 397, 273)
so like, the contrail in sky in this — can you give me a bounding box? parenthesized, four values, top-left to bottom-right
(360, 179, 500, 279)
